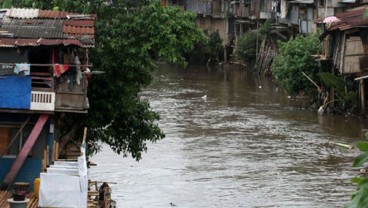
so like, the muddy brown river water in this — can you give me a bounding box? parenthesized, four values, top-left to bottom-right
(90, 64, 368, 208)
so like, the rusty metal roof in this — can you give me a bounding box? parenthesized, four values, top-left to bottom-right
(0, 8, 95, 48)
(329, 6, 368, 31)
(0, 38, 86, 47)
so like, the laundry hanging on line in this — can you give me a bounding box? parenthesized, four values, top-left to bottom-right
(14, 63, 31, 75)
(53, 64, 69, 77)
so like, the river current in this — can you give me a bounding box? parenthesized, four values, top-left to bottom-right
(90, 64, 368, 208)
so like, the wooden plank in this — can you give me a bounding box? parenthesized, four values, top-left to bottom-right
(1, 114, 49, 190)
(52, 140, 56, 162)
(0, 128, 10, 155)
(55, 141, 59, 160)
(46, 145, 49, 167)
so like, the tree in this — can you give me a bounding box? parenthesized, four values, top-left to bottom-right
(346, 132, 368, 208)
(16, 0, 207, 160)
(272, 34, 321, 97)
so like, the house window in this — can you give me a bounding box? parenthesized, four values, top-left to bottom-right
(0, 126, 31, 156)
(319, 0, 324, 7)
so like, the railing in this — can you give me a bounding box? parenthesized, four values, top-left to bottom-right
(30, 91, 55, 111)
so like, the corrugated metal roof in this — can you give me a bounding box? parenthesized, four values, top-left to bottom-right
(0, 8, 95, 47)
(0, 38, 86, 47)
(328, 6, 368, 31)
(5, 8, 39, 18)
(1, 19, 67, 39)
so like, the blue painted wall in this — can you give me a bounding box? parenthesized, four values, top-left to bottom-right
(0, 158, 41, 191)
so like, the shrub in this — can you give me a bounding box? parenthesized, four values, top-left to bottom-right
(235, 31, 257, 65)
(272, 34, 321, 96)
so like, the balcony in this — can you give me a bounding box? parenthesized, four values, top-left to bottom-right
(0, 65, 89, 114)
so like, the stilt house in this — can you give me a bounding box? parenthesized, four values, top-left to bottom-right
(319, 6, 368, 114)
(0, 8, 95, 191)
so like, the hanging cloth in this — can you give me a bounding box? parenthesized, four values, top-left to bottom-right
(74, 56, 82, 85)
(53, 64, 69, 77)
(14, 64, 31, 76)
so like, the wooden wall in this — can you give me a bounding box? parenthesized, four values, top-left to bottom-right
(343, 36, 363, 74)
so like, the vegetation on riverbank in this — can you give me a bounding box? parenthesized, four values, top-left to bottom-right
(347, 132, 368, 208)
(186, 30, 224, 65)
(235, 20, 272, 69)
(272, 34, 321, 99)
(11, 0, 207, 160)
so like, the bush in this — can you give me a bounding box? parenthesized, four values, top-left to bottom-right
(186, 30, 223, 64)
(235, 31, 257, 65)
(347, 132, 368, 208)
(272, 34, 321, 96)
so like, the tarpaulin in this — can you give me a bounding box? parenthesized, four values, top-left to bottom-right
(39, 173, 87, 208)
(39, 147, 88, 208)
(0, 76, 31, 109)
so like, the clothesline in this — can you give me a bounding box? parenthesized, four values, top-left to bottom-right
(0, 63, 93, 67)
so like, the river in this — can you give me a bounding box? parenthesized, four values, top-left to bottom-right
(89, 64, 368, 208)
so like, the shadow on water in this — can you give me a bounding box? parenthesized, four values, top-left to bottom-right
(90, 64, 368, 208)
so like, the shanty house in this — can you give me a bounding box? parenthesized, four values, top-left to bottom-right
(319, 6, 368, 114)
(0, 8, 95, 192)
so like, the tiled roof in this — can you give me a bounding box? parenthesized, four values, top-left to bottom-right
(38, 10, 74, 18)
(0, 8, 95, 47)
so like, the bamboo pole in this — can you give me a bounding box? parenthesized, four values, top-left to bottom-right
(328, 141, 354, 149)
(360, 79, 365, 114)
(52, 140, 56, 162)
(55, 141, 59, 160)
(82, 127, 87, 145)
(355, 74, 368, 81)
(46, 145, 49, 167)
(301, 71, 320, 90)
(42, 148, 47, 172)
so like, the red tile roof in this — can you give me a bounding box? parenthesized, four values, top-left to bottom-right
(0, 8, 96, 47)
(38, 10, 74, 18)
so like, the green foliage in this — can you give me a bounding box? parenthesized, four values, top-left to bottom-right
(1, 0, 12, 8)
(235, 20, 272, 66)
(236, 31, 257, 65)
(186, 30, 221, 64)
(17, 0, 206, 160)
(259, 20, 272, 36)
(271, 34, 321, 96)
(206, 31, 223, 60)
(319, 72, 345, 93)
(347, 132, 368, 208)
(319, 72, 357, 111)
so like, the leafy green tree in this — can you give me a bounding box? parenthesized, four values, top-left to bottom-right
(16, 0, 206, 160)
(346, 132, 368, 208)
(272, 34, 321, 97)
